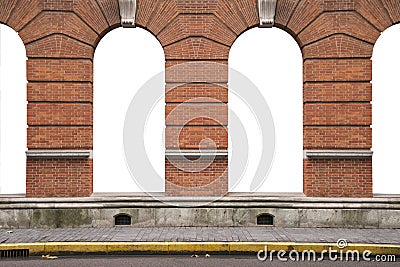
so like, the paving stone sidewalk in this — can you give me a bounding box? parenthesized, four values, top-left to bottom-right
(0, 227, 400, 244)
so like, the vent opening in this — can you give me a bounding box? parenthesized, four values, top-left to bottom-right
(114, 214, 132, 226)
(0, 249, 29, 258)
(257, 213, 274, 226)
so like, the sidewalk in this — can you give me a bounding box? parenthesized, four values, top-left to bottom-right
(1, 227, 400, 255)
(1, 227, 400, 244)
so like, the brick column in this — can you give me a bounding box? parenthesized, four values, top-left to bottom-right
(24, 58, 94, 197)
(164, 60, 229, 196)
(161, 19, 232, 196)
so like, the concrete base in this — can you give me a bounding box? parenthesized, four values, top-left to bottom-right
(1, 194, 400, 229)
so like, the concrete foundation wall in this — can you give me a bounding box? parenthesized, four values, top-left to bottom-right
(1, 196, 399, 229)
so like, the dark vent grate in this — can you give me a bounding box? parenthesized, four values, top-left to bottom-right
(115, 214, 132, 226)
(0, 249, 29, 258)
(257, 214, 274, 226)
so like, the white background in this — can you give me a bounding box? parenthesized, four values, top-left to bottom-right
(0, 23, 399, 194)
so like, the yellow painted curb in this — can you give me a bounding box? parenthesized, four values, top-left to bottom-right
(44, 242, 108, 254)
(107, 242, 169, 253)
(166, 242, 230, 253)
(0, 242, 399, 255)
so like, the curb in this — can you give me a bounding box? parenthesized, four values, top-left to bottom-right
(1, 242, 400, 256)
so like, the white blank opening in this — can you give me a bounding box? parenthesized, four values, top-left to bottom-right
(373, 24, 400, 194)
(93, 27, 165, 193)
(0, 24, 27, 194)
(229, 28, 303, 193)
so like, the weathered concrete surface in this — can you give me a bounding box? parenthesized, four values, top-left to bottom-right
(0, 195, 399, 228)
(298, 209, 380, 228)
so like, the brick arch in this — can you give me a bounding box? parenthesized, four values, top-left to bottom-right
(0, 0, 42, 36)
(135, 0, 260, 59)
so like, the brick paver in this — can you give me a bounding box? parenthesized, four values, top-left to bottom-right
(0, 227, 399, 244)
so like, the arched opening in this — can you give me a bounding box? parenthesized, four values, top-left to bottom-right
(93, 27, 165, 193)
(0, 24, 27, 195)
(372, 24, 400, 195)
(228, 27, 303, 193)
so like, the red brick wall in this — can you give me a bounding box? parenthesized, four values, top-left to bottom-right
(165, 158, 228, 196)
(0, 0, 399, 197)
(26, 159, 93, 197)
(303, 159, 372, 197)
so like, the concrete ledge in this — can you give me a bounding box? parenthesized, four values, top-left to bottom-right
(26, 150, 92, 159)
(1, 195, 400, 209)
(165, 150, 228, 157)
(304, 150, 373, 159)
(1, 242, 400, 255)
